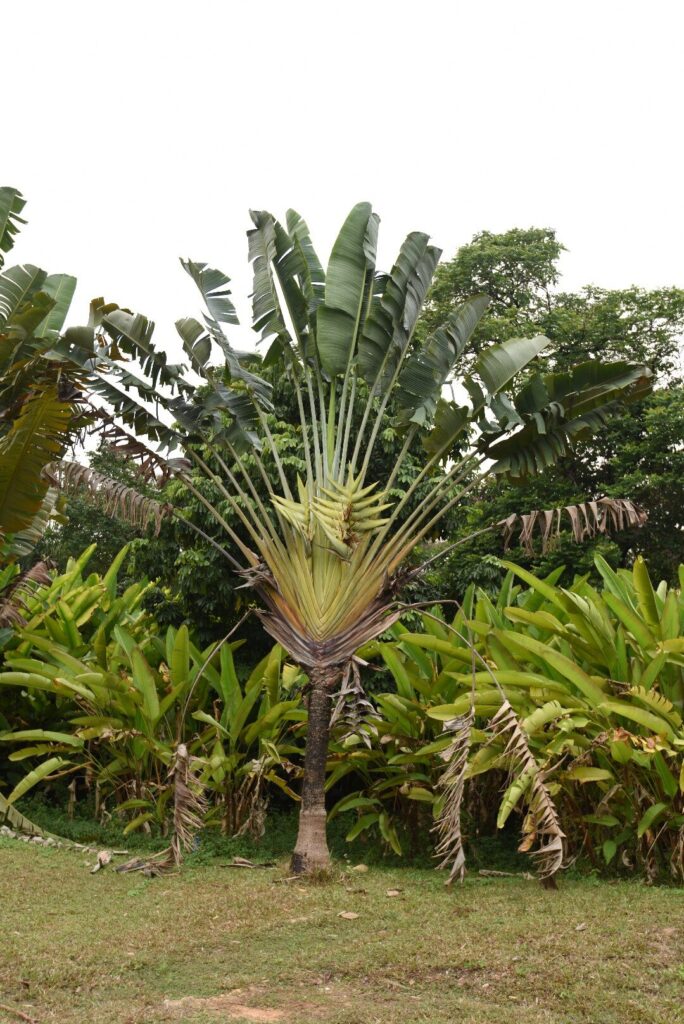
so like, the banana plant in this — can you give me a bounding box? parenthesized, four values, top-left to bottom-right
(54, 203, 650, 871)
(0, 187, 84, 551)
(0, 187, 168, 560)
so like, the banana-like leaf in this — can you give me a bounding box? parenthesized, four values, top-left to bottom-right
(8, 486, 63, 560)
(0, 187, 26, 268)
(497, 631, 606, 706)
(179, 261, 272, 409)
(0, 263, 47, 329)
(421, 400, 470, 457)
(248, 212, 297, 358)
(6, 756, 70, 805)
(395, 295, 490, 426)
(0, 729, 83, 746)
(632, 556, 661, 634)
(0, 389, 72, 534)
(130, 647, 161, 723)
(102, 308, 187, 392)
(34, 274, 77, 338)
(181, 260, 239, 326)
(286, 208, 326, 313)
(0, 792, 57, 837)
(358, 232, 441, 390)
(316, 202, 378, 376)
(482, 362, 652, 480)
(474, 334, 552, 395)
(515, 360, 652, 418)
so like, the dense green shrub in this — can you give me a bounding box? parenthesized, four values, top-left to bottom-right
(0, 547, 305, 837)
(2, 546, 682, 881)
(331, 556, 684, 881)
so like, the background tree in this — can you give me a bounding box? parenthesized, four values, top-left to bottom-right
(423, 228, 684, 594)
(421, 228, 565, 349)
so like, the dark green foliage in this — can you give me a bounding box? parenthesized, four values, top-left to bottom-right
(421, 226, 684, 593)
(331, 558, 684, 881)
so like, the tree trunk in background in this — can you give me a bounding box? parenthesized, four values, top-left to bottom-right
(290, 667, 339, 874)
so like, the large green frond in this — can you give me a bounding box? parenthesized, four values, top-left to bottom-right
(358, 232, 441, 390)
(0, 389, 72, 534)
(0, 264, 47, 330)
(34, 274, 77, 338)
(395, 295, 490, 427)
(0, 187, 26, 269)
(482, 362, 652, 480)
(316, 202, 378, 376)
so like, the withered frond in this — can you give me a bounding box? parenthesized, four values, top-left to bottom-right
(433, 707, 475, 884)
(116, 744, 207, 877)
(490, 700, 565, 881)
(167, 743, 207, 867)
(498, 498, 646, 555)
(49, 460, 171, 536)
(330, 658, 380, 746)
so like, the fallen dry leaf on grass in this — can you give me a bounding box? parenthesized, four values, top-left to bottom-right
(221, 857, 276, 869)
(385, 888, 402, 897)
(337, 911, 360, 920)
(90, 850, 112, 874)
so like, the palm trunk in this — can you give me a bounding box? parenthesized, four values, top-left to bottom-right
(290, 666, 339, 874)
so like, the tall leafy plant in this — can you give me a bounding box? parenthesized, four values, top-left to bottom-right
(361, 557, 684, 880)
(56, 203, 650, 871)
(0, 187, 82, 551)
(0, 547, 304, 836)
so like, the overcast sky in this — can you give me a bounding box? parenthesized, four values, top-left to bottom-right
(4, 0, 683, 354)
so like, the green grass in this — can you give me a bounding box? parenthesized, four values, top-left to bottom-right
(1, 837, 682, 1024)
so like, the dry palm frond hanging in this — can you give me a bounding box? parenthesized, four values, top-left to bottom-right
(166, 743, 208, 867)
(433, 707, 475, 885)
(116, 744, 207, 877)
(490, 699, 565, 881)
(48, 460, 171, 535)
(498, 498, 646, 555)
(85, 405, 186, 484)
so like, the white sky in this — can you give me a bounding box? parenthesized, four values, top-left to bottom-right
(4, 0, 683, 355)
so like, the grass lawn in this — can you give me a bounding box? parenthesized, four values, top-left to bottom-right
(0, 837, 682, 1024)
